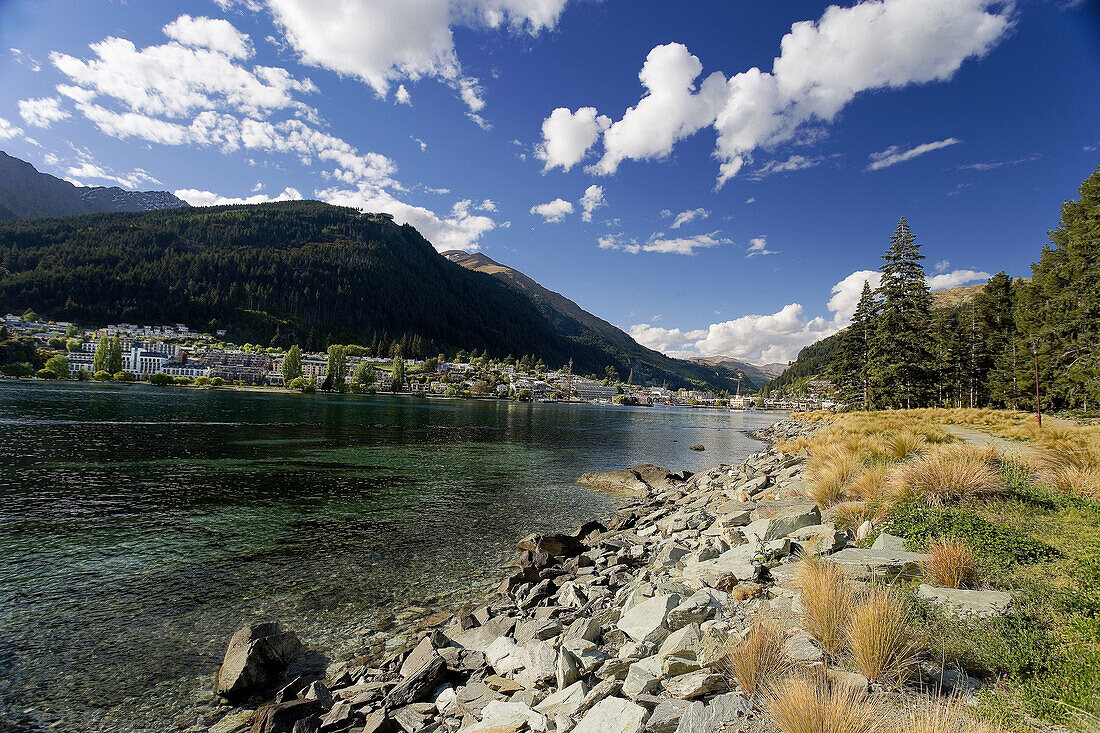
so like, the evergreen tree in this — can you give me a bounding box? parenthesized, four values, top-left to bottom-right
(1016, 167, 1100, 411)
(871, 218, 934, 408)
(975, 272, 1018, 407)
(830, 280, 877, 407)
(92, 335, 109, 373)
(326, 344, 347, 390)
(352, 362, 375, 386)
(282, 344, 303, 384)
(106, 337, 123, 373)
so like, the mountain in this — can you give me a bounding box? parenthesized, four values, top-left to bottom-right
(0, 150, 188, 219)
(686, 355, 774, 385)
(444, 250, 769, 391)
(0, 200, 741, 390)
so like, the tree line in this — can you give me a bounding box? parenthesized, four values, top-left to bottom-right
(829, 167, 1099, 412)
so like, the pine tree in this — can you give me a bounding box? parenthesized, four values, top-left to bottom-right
(871, 218, 934, 408)
(92, 335, 109, 373)
(392, 352, 405, 393)
(106, 337, 123, 373)
(830, 280, 878, 408)
(975, 273, 1018, 407)
(282, 344, 303, 384)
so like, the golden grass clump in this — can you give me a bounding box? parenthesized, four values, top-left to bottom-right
(922, 538, 978, 589)
(1038, 465, 1100, 501)
(887, 444, 1004, 506)
(767, 676, 885, 733)
(885, 430, 929, 460)
(807, 453, 865, 506)
(846, 464, 889, 503)
(794, 557, 856, 654)
(846, 585, 918, 685)
(901, 700, 1003, 733)
(723, 620, 792, 696)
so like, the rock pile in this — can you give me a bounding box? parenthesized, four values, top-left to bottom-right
(211, 418, 995, 733)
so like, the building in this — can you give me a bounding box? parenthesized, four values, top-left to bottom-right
(203, 351, 271, 384)
(570, 379, 619, 402)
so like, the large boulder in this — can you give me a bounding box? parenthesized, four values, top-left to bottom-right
(578, 464, 682, 494)
(216, 622, 303, 701)
(617, 595, 680, 645)
(916, 585, 1012, 617)
(742, 503, 821, 543)
(827, 548, 930, 581)
(249, 698, 321, 733)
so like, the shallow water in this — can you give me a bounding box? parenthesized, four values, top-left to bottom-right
(0, 381, 783, 731)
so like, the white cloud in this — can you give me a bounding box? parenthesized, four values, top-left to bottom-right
(597, 233, 639, 254)
(827, 269, 882, 323)
(548, 0, 1009, 186)
(866, 137, 960, 170)
(175, 186, 303, 205)
(579, 184, 605, 222)
(0, 117, 25, 140)
(530, 198, 574, 223)
(265, 0, 568, 110)
(670, 207, 709, 229)
(745, 236, 775, 257)
(65, 162, 160, 188)
(591, 43, 728, 176)
(395, 84, 412, 105)
(747, 154, 827, 179)
(536, 107, 610, 171)
(934, 259, 950, 272)
(478, 199, 497, 212)
(51, 18, 500, 254)
(643, 231, 728, 255)
(745, 196, 756, 204)
(466, 112, 492, 130)
(634, 262, 995, 364)
(927, 269, 991, 290)
(163, 14, 253, 59)
(17, 97, 70, 128)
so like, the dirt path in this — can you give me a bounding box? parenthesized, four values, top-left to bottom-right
(942, 425, 1046, 463)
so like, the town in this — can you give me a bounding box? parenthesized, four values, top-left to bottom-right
(0, 313, 832, 410)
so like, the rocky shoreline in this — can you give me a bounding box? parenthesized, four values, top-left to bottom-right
(205, 416, 967, 733)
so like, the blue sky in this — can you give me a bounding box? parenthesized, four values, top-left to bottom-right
(0, 0, 1096, 364)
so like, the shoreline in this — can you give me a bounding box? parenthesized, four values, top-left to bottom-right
(205, 414, 822, 733)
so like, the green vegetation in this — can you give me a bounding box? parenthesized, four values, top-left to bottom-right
(281, 344, 302, 383)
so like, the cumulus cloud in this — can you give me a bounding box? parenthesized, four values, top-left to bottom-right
(670, 207, 708, 229)
(175, 186, 304, 205)
(866, 137, 960, 170)
(265, 0, 569, 112)
(537, 107, 610, 171)
(18, 97, 70, 128)
(631, 263, 994, 364)
(65, 162, 160, 188)
(163, 14, 253, 58)
(580, 184, 605, 222)
(47, 16, 501, 251)
(530, 198, 574, 223)
(745, 236, 775, 257)
(395, 84, 412, 105)
(927, 269, 991, 290)
(542, 0, 1010, 185)
(643, 231, 728, 255)
(597, 233, 640, 254)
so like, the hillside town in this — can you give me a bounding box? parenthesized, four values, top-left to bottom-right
(0, 313, 832, 410)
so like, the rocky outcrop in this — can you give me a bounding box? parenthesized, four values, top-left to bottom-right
(577, 464, 691, 494)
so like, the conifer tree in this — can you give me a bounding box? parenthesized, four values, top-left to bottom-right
(975, 272, 1018, 407)
(871, 218, 934, 408)
(282, 344, 303, 384)
(392, 348, 405, 393)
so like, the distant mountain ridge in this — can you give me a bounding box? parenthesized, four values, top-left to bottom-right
(444, 250, 769, 391)
(687, 355, 780, 383)
(0, 150, 188, 219)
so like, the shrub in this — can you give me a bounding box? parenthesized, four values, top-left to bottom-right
(723, 620, 791, 696)
(35, 368, 58, 379)
(93, 370, 113, 381)
(922, 538, 978, 589)
(148, 373, 171, 386)
(766, 676, 884, 733)
(881, 503, 1058, 568)
(846, 585, 918, 685)
(888, 444, 1004, 506)
(75, 368, 91, 381)
(794, 557, 856, 654)
(114, 371, 135, 382)
(172, 376, 192, 385)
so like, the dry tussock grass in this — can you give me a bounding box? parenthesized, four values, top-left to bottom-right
(847, 585, 919, 685)
(901, 699, 1004, 733)
(885, 430, 929, 460)
(767, 675, 885, 733)
(887, 444, 1004, 506)
(794, 557, 856, 654)
(922, 539, 978, 589)
(723, 619, 791, 696)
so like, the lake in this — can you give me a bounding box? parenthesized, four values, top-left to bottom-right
(0, 381, 784, 731)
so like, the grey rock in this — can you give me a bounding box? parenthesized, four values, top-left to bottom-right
(557, 647, 581, 690)
(871, 533, 908, 552)
(535, 680, 588, 718)
(617, 595, 680, 645)
(916, 585, 1012, 617)
(249, 698, 322, 733)
(789, 524, 847, 555)
(674, 693, 749, 733)
(622, 656, 663, 698)
(573, 696, 649, 733)
(215, 622, 303, 701)
(784, 630, 823, 663)
(662, 671, 727, 699)
(455, 682, 504, 716)
(742, 504, 821, 543)
(828, 548, 931, 581)
(399, 637, 437, 678)
(385, 654, 445, 708)
(646, 699, 692, 733)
